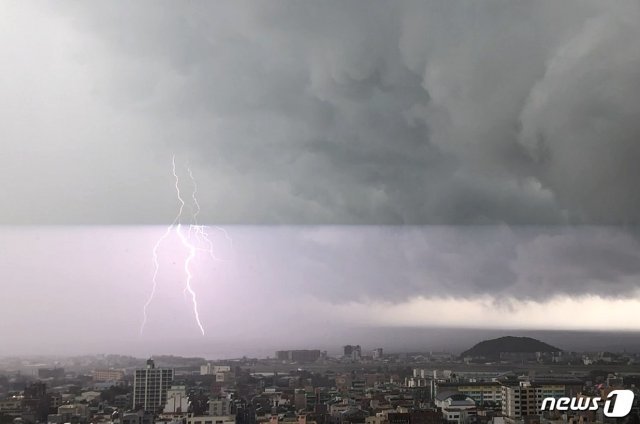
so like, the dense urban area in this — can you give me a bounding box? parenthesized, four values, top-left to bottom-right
(2, 337, 640, 424)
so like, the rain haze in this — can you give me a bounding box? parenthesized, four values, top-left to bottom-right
(2, 1, 640, 358)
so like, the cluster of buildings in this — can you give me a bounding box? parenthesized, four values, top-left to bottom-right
(272, 347, 387, 365)
(271, 347, 387, 365)
(274, 353, 325, 364)
(411, 368, 640, 424)
(1, 349, 640, 424)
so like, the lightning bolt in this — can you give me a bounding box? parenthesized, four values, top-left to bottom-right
(140, 156, 184, 335)
(186, 166, 218, 261)
(175, 222, 204, 335)
(141, 155, 228, 336)
(186, 166, 234, 253)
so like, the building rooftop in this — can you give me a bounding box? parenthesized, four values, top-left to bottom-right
(438, 382, 501, 387)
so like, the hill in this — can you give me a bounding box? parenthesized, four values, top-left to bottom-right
(461, 336, 561, 358)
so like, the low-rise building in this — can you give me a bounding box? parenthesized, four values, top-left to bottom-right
(201, 364, 232, 376)
(186, 415, 236, 424)
(0, 396, 24, 416)
(210, 398, 234, 416)
(93, 369, 125, 382)
(437, 382, 502, 406)
(434, 392, 476, 424)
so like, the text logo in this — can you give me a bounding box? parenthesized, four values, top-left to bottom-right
(541, 390, 634, 418)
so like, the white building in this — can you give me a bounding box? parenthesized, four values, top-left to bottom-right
(406, 377, 429, 388)
(413, 369, 427, 378)
(201, 364, 232, 376)
(164, 386, 190, 414)
(434, 392, 476, 424)
(186, 416, 235, 424)
(436, 382, 502, 405)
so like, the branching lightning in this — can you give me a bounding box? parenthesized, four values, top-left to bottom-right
(186, 166, 219, 261)
(175, 222, 204, 335)
(140, 155, 230, 336)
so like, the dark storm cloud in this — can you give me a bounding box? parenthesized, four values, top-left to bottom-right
(230, 226, 640, 303)
(3, 0, 639, 224)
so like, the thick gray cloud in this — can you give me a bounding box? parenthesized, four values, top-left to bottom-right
(257, 226, 640, 302)
(1, 1, 639, 224)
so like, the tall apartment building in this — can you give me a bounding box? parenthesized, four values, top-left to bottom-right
(133, 359, 174, 413)
(501, 381, 574, 422)
(502, 382, 539, 421)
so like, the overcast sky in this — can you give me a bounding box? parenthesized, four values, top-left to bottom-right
(2, 0, 640, 225)
(1, 1, 640, 356)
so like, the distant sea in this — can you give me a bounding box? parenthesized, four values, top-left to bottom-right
(126, 327, 640, 360)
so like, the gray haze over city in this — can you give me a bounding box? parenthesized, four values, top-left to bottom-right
(2, 1, 640, 358)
